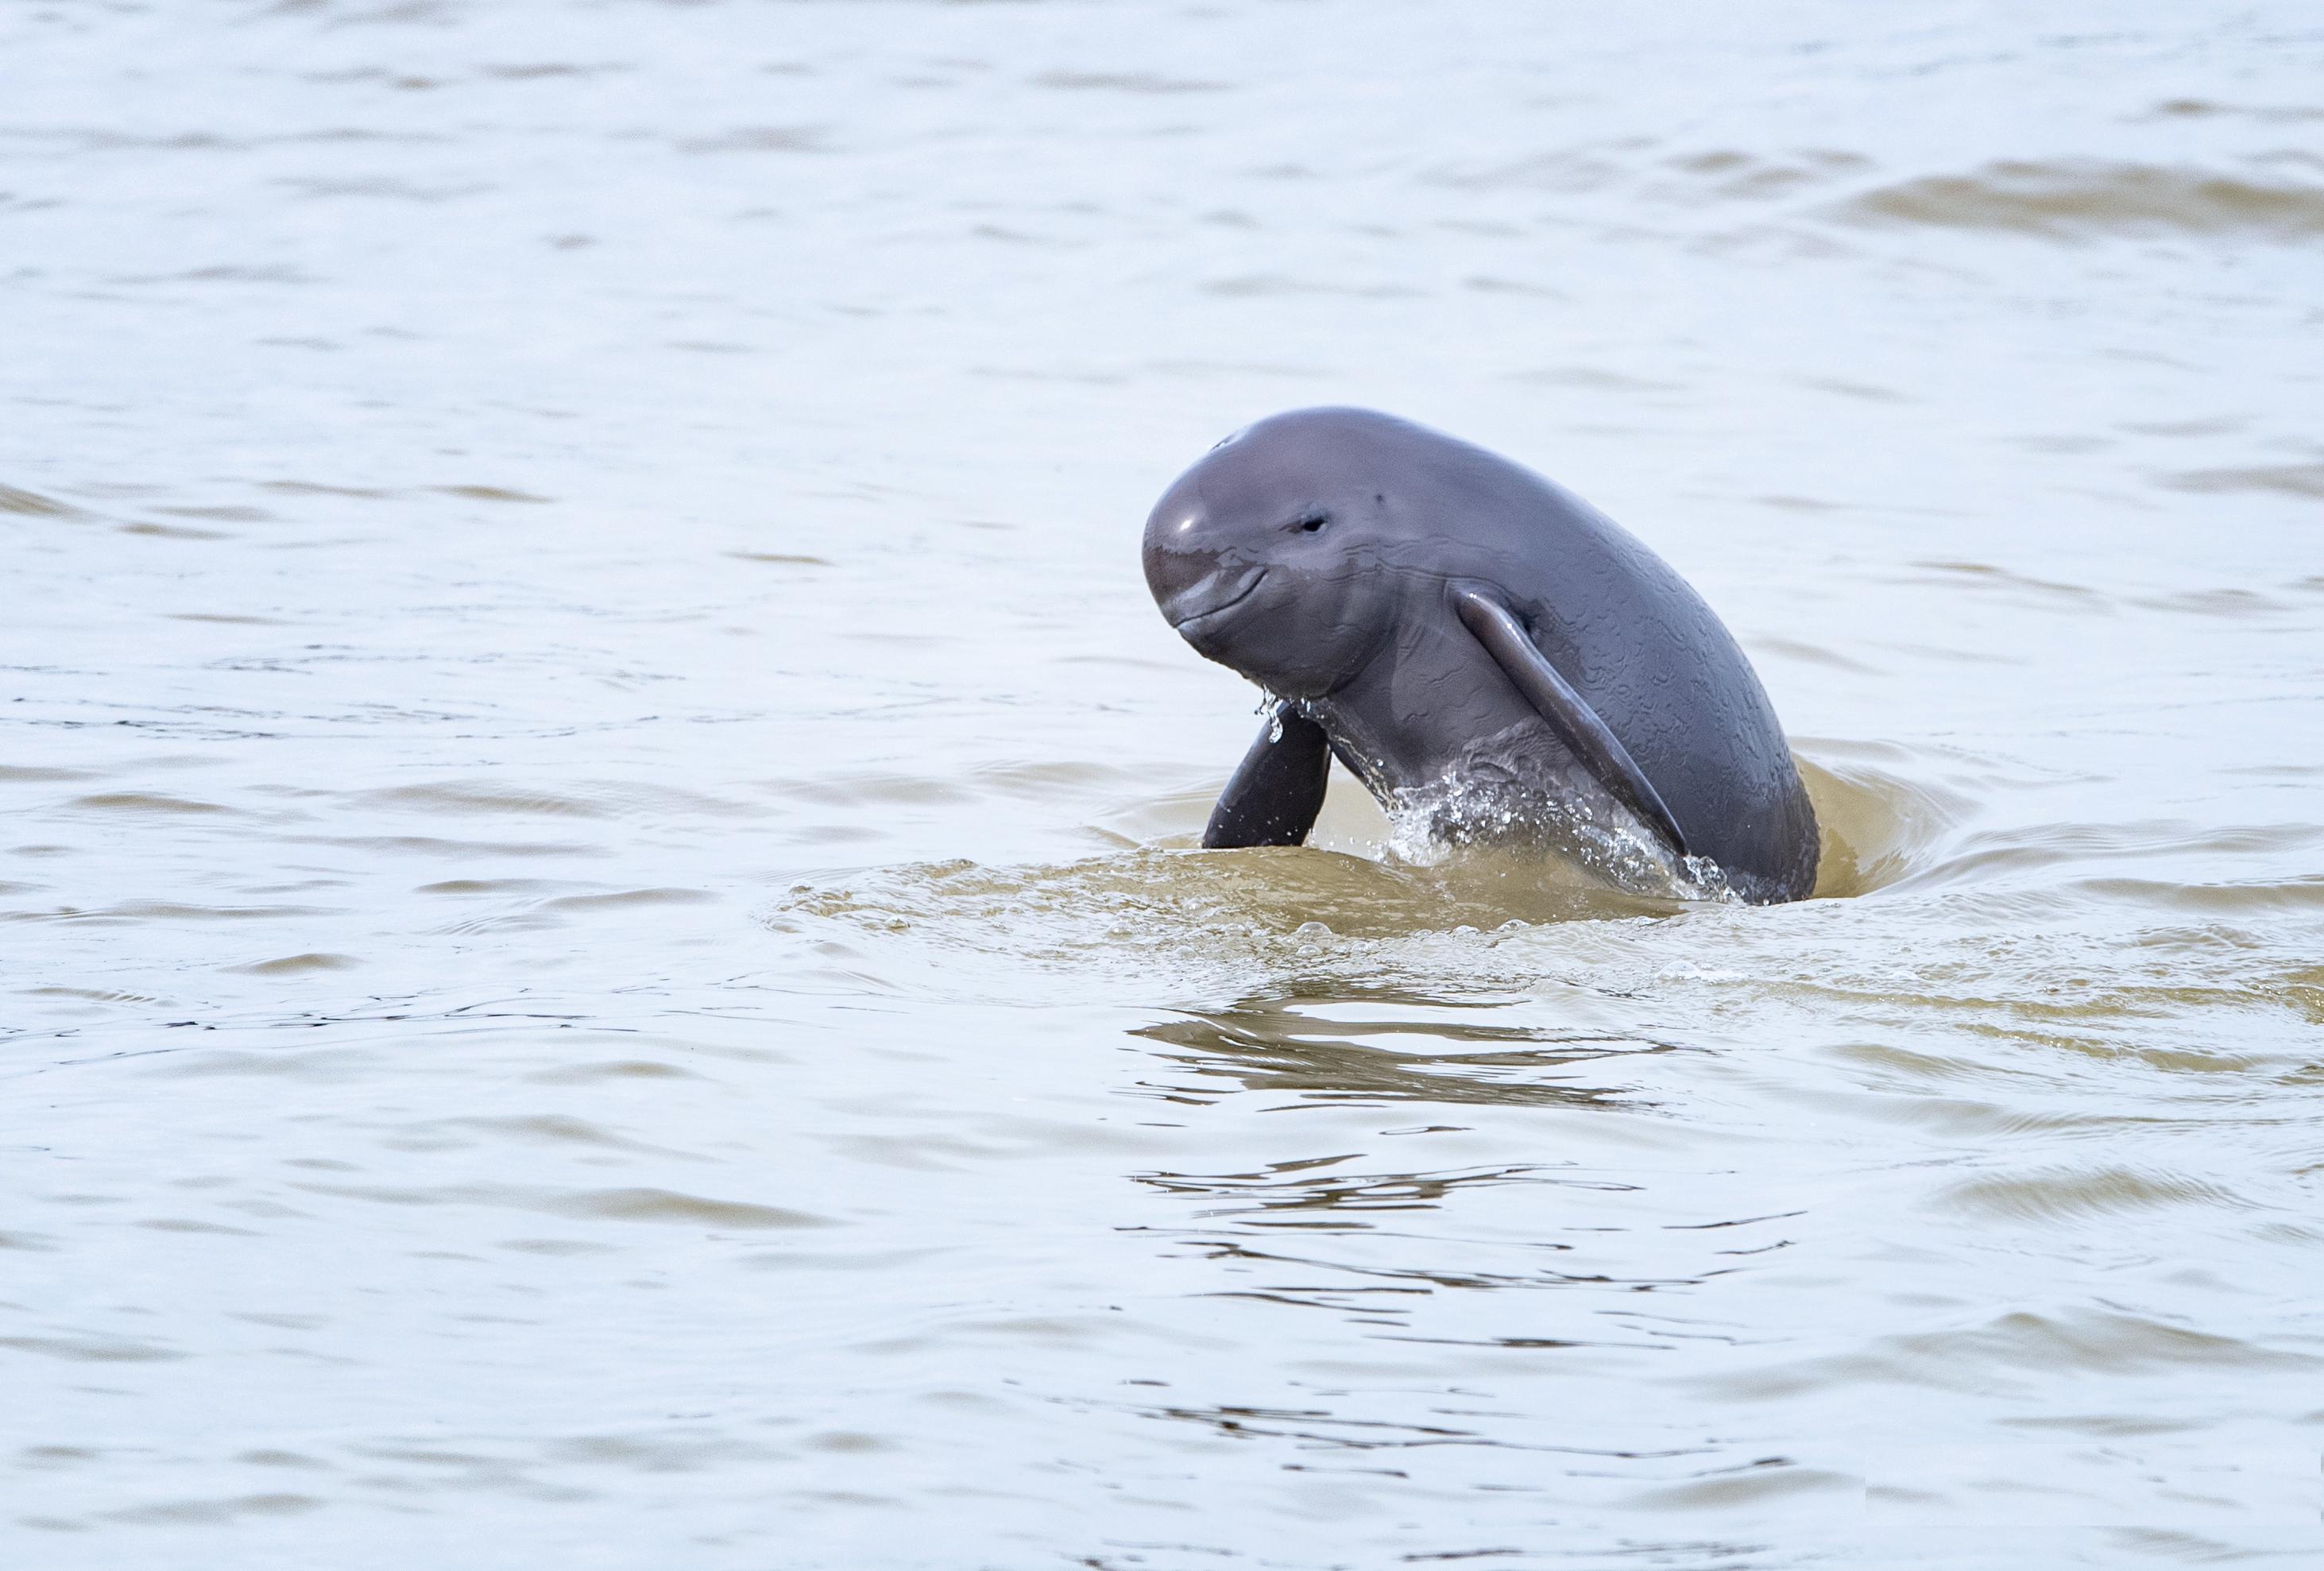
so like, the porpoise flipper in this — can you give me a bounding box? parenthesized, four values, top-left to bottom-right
(1453, 590, 1690, 859)
(1201, 700, 1332, 848)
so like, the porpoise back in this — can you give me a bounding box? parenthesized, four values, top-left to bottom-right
(1143, 408, 1817, 903)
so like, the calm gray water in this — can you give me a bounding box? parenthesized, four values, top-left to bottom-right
(6, 2, 2323, 1566)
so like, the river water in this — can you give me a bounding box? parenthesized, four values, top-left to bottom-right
(5, 2, 2322, 1566)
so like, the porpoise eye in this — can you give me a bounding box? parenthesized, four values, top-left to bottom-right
(1290, 510, 1329, 534)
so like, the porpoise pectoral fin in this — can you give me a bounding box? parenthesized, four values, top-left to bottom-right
(1201, 700, 1332, 849)
(1453, 590, 1690, 859)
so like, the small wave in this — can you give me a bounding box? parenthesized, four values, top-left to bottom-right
(781, 845, 1672, 962)
(479, 62, 628, 82)
(1795, 743, 1967, 897)
(9, 901, 338, 925)
(1752, 636, 1885, 675)
(1626, 1463, 1856, 1512)
(0, 482, 79, 516)
(288, 1178, 827, 1231)
(1937, 1166, 2253, 1225)
(0, 1333, 184, 1364)
(1199, 274, 1427, 300)
(677, 126, 827, 156)
(539, 1188, 821, 1230)
(1711, 1307, 2310, 1403)
(99, 1493, 323, 1527)
(2144, 97, 2324, 124)
(725, 550, 832, 567)
(234, 953, 360, 975)
(443, 1114, 679, 1155)
(68, 791, 238, 815)
(431, 484, 549, 503)
(363, 782, 608, 818)
(539, 887, 716, 913)
(2129, 586, 2296, 617)
(2160, 462, 2324, 500)
(2071, 874, 2324, 915)
(1660, 146, 1870, 202)
(1830, 159, 2324, 240)
(770, 772, 976, 808)
(1912, 1309, 2311, 1376)
(355, 779, 754, 820)
(526, 1058, 706, 1085)
(1895, 558, 2111, 612)
(1031, 71, 1227, 95)
(119, 520, 230, 540)
(288, 833, 599, 860)
(1898, 819, 2323, 900)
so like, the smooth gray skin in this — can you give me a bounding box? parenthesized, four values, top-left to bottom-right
(1142, 407, 1819, 904)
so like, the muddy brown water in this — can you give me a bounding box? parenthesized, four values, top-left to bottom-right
(5, 3, 2322, 1567)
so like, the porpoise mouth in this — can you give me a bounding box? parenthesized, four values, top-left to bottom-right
(1167, 569, 1266, 633)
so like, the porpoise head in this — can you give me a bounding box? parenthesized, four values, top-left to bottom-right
(1142, 407, 1432, 700)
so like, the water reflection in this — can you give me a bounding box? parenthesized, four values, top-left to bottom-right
(1119, 984, 1802, 1374)
(1131, 983, 1679, 1109)
(1104, 1395, 1712, 1462)
(1139, 1156, 1638, 1220)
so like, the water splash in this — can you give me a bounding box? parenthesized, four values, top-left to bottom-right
(1382, 770, 1738, 905)
(1254, 687, 1286, 743)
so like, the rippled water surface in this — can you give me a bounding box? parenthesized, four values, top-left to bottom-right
(6, 2, 2323, 1566)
